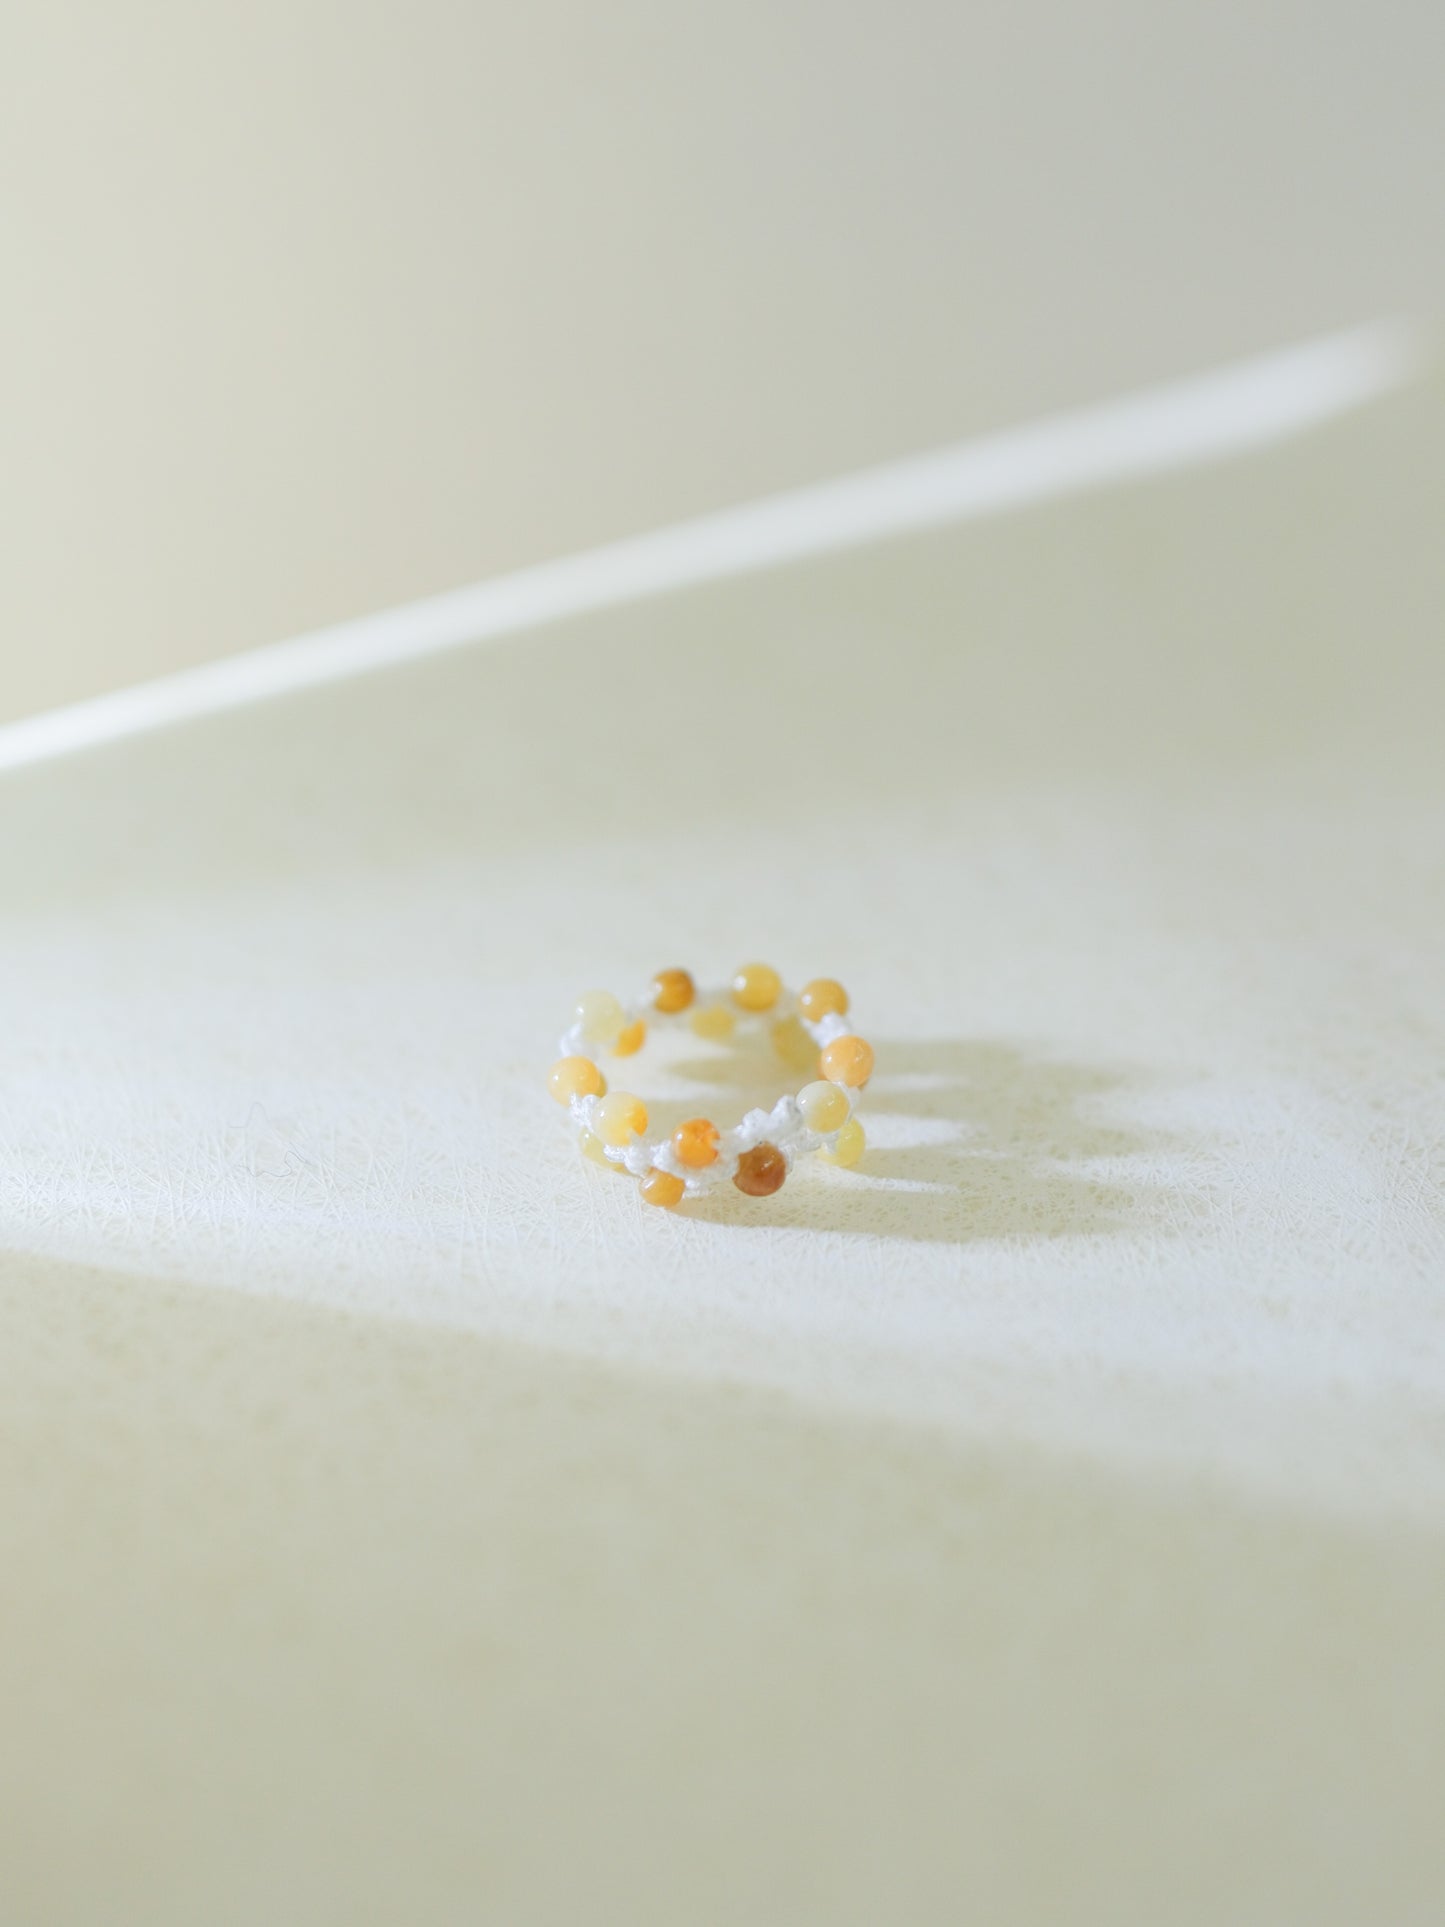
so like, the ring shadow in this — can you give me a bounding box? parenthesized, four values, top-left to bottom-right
(659, 1037, 1199, 1248)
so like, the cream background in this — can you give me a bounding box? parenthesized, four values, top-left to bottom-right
(3, 0, 1444, 720)
(4, 2, 1445, 1920)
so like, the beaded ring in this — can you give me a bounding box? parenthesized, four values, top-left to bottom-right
(547, 965, 872, 1208)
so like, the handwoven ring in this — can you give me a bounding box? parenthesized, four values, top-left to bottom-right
(547, 965, 872, 1208)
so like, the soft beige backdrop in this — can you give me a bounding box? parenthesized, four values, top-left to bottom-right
(3, 5, 1445, 1924)
(2, 0, 1443, 720)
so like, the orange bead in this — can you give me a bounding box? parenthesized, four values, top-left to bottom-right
(673, 1117, 721, 1168)
(651, 968, 695, 1015)
(640, 1167, 687, 1209)
(798, 977, 849, 1023)
(548, 1055, 605, 1105)
(731, 962, 782, 1012)
(733, 1142, 788, 1196)
(614, 1018, 646, 1057)
(819, 1035, 874, 1088)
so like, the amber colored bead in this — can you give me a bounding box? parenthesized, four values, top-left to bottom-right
(594, 1090, 648, 1147)
(614, 1018, 646, 1057)
(771, 1016, 817, 1069)
(798, 977, 849, 1023)
(690, 1003, 736, 1042)
(731, 962, 782, 1012)
(820, 1035, 874, 1088)
(733, 1142, 788, 1196)
(640, 1167, 687, 1209)
(818, 1117, 865, 1168)
(548, 1055, 606, 1105)
(651, 967, 696, 1015)
(797, 1079, 849, 1133)
(672, 1117, 720, 1168)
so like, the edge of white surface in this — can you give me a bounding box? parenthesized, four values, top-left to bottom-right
(0, 317, 1422, 776)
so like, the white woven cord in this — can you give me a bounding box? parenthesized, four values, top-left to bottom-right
(557, 984, 860, 1195)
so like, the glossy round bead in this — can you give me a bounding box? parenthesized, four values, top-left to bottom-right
(640, 1167, 687, 1209)
(731, 962, 782, 1012)
(594, 1090, 648, 1148)
(771, 1016, 818, 1070)
(575, 989, 626, 1047)
(672, 1117, 721, 1168)
(613, 1018, 646, 1057)
(548, 1055, 606, 1105)
(818, 1117, 865, 1168)
(650, 968, 696, 1015)
(819, 1035, 874, 1088)
(797, 1079, 850, 1133)
(798, 977, 849, 1023)
(580, 1130, 621, 1170)
(733, 1142, 788, 1197)
(690, 1003, 736, 1042)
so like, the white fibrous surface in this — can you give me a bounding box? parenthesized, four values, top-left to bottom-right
(2, 363, 1443, 1523)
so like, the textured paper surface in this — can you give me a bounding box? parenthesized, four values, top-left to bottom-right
(4, 1263, 1443, 1926)
(3, 352, 1444, 1926)
(4, 369, 1443, 1519)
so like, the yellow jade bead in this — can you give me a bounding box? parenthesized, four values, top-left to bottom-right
(613, 1018, 646, 1057)
(575, 989, 626, 1047)
(594, 1090, 648, 1147)
(797, 1079, 850, 1133)
(798, 977, 849, 1023)
(548, 1056, 606, 1105)
(731, 962, 782, 1012)
(818, 1117, 865, 1168)
(640, 1167, 687, 1209)
(673, 1117, 721, 1168)
(580, 1130, 623, 1170)
(650, 968, 695, 1015)
(820, 1035, 875, 1088)
(690, 1003, 736, 1042)
(771, 1016, 818, 1070)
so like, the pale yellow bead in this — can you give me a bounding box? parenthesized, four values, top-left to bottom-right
(548, 1055, 605, 1105)
(580, 1130, 622, 1170)
(771, 1016, 818, 1070)
(613, 1018, 646, 1057)
(731, 962, 782, 1012)
(639, 1167, 687, 1209)
(818, 1117, 865, 1167)
(575, 989, 625, 1047)
(690, 1002, 736, 1042)
(594, 1090, 648, 1148)
(797, 1079, 850, 1133)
